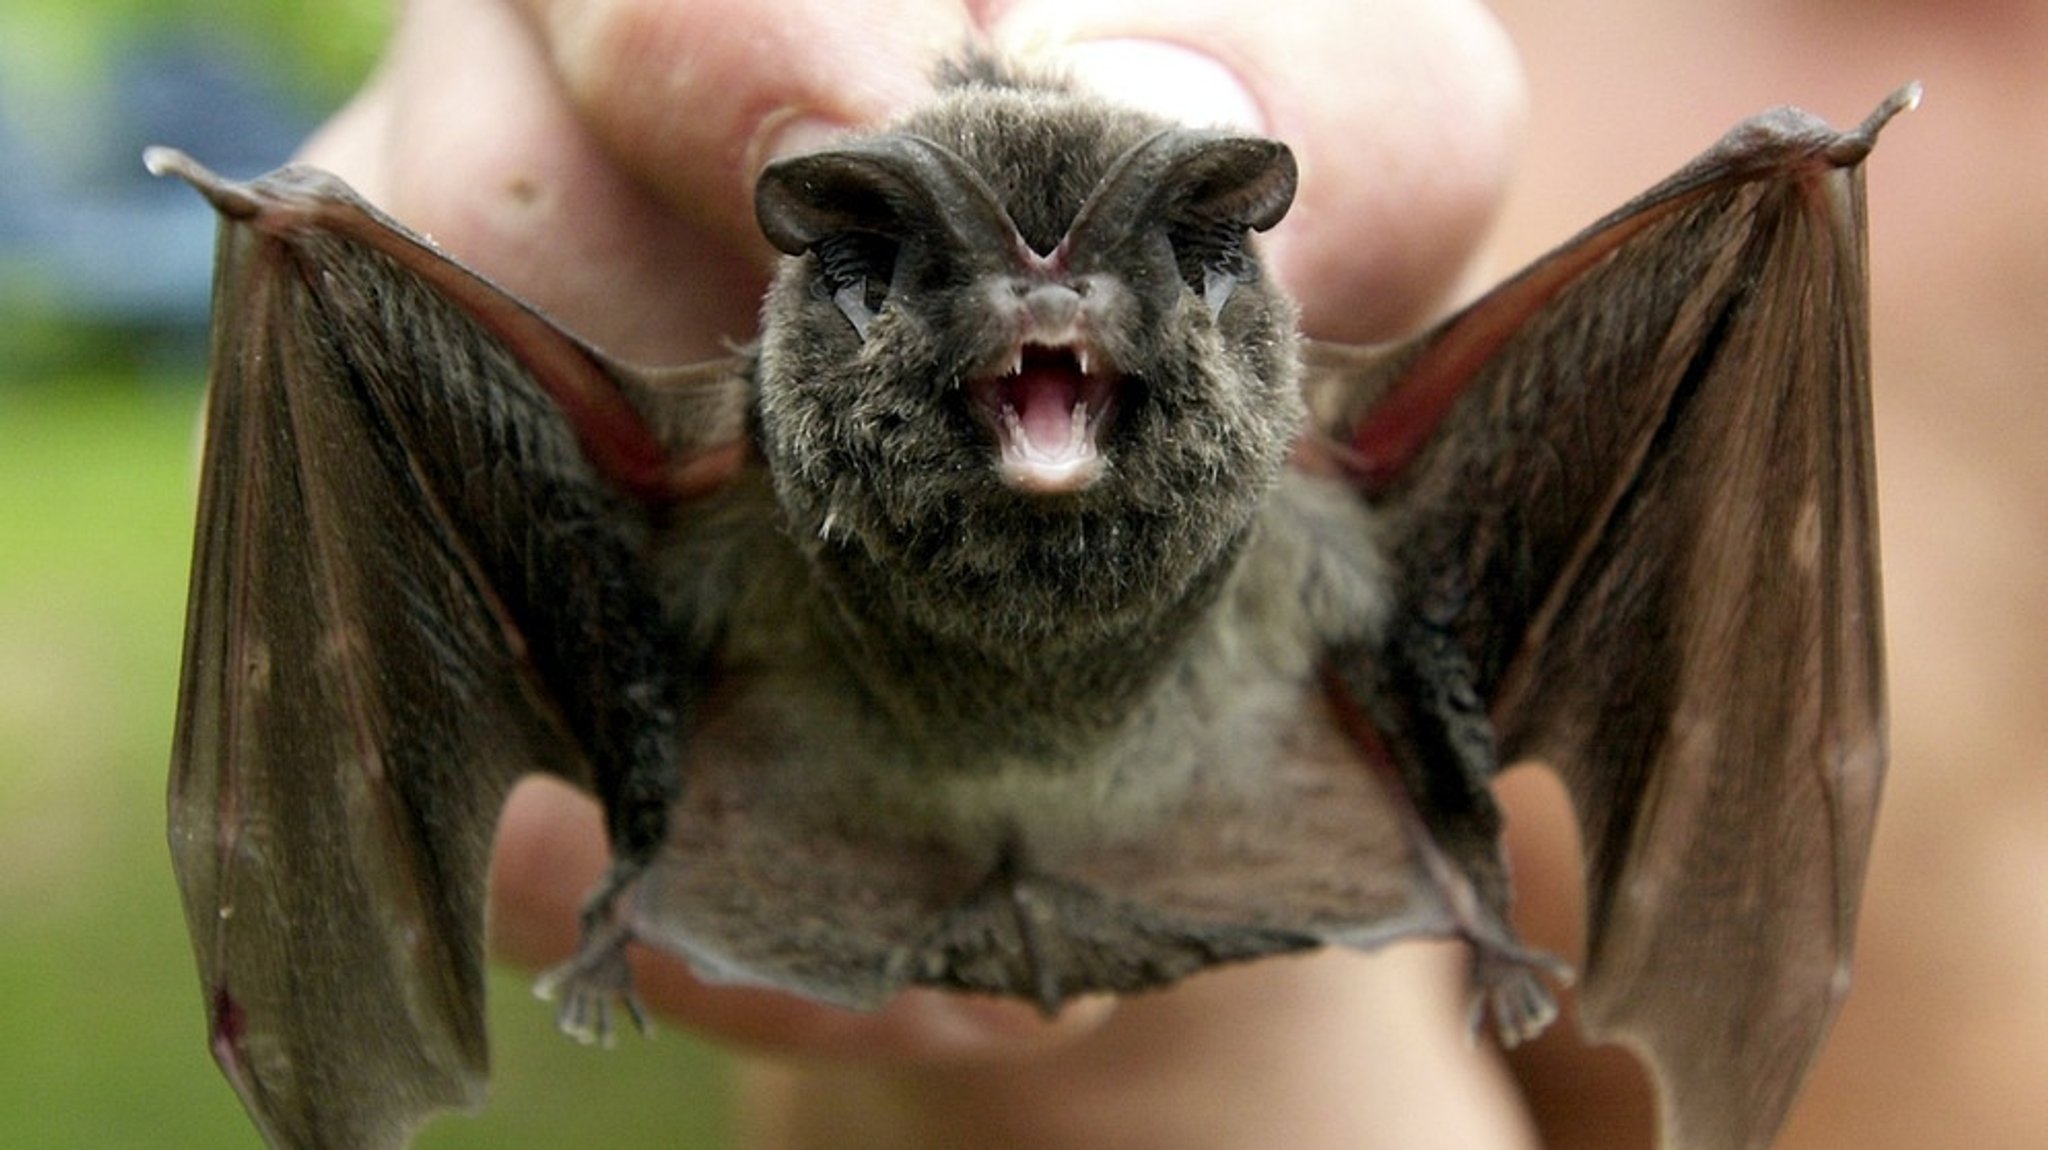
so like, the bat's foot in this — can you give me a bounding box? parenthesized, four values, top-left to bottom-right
(1467, 942, 1569, 1048)
(533, 919, 650, 1047)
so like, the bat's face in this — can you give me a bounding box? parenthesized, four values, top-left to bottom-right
(754, 78, 1303, 653)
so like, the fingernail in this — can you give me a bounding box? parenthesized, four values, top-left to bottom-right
(747, 107, 851, 172)
(1050, 39, 1266, 132)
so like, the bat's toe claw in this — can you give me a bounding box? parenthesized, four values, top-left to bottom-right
(534, 922, 649, 1047)
(1479, 964, 1558, 1048)
(1467, 943, 1568, 1048)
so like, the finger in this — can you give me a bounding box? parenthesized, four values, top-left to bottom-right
(489, 776, 1116, 1062)
(514, 0, 975, 244)
(300, 0, 771, 362)
(988, 0, 1527, 339)
(748, 947, 1538, 1149)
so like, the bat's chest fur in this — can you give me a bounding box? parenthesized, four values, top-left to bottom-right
(630, 476, 1433, 1005)
(666, 473, 1389, 837)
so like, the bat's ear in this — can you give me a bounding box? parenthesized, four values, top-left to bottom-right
(1157, 134, 1297, 233)
(754, 135, 1019, 256)
(1068, 131, 1297, 315)
(1069, 131, 1297, 250)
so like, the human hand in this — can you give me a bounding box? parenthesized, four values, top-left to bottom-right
(298, 2, 1534, 1145)
(302, 0, 1524, 357)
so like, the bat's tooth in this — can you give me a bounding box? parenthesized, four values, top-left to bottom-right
(1007, 348, 1024, 377)
(1077, 347, 1092, 377)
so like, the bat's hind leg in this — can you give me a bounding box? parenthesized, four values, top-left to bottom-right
(533, 851, 658, 1046)
(533, 714, 682, 1045)
(526, 569, 690, 1046)
(1327, 613, 1567, 1045)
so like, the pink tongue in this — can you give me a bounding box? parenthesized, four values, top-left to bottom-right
(1007, 368, 1080, 452)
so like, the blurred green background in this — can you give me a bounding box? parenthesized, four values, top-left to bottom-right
(0, 2, 732, 1145)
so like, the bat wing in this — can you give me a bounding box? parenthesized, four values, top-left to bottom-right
(1302, 89, 1910, 1148)
(151, 150, 747, 1149)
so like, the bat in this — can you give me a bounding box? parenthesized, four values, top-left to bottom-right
(152, 55, 1909, 1150)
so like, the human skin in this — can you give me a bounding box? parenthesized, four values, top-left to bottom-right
(299, 1, 1543, 1146)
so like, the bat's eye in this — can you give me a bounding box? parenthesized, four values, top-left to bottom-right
(814, 231, 899, 338)
(1167, 219, 1258, 317)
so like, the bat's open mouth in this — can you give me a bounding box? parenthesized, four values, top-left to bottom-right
(968, 343, 1119, 494)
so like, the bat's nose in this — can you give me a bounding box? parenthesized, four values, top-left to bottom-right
(1022, 283, 1083, 331)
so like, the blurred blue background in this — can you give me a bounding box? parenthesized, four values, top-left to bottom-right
(0, 2, 731, 1145)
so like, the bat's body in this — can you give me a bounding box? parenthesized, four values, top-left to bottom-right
(153, 55, 1907, 1150)
(632, 471, 1461, 1007)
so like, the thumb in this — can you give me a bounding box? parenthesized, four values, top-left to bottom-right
(990, 0, 1527, 339)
